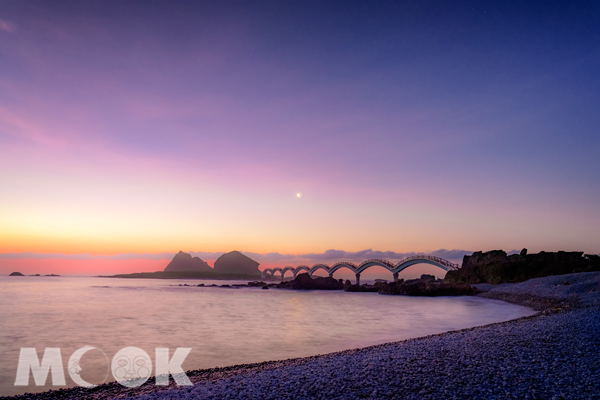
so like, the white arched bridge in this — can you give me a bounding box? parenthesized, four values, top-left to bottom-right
(261, 255, 461, 286)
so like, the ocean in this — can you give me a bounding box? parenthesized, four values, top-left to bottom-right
(0, 276, 536, 397)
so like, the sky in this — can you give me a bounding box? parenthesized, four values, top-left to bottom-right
(1, 1, 599, 276)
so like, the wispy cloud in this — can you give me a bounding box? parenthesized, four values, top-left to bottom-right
(298, 249, 472, 262)
(0, 18, 16, 33)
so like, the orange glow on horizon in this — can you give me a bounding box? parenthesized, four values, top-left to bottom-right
(0, 258, 447, 280)
(0, 258, 171, 276)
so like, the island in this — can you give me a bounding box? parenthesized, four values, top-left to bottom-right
(103, 250, 262, 280)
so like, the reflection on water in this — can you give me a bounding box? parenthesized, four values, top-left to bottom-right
(0, 276, 536, 396)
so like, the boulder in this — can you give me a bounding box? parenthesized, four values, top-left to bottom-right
(9, 271, 24, 276)
(277, 273, 343, 290)
(378, 276, 479, 296)
(164, 251, 212, 272)
(213, 251, 260, 275)
(248, 281, 267, 287)
(345, 284, 379, 292)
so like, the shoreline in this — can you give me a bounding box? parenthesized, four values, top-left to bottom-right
(3, 272, 599, 400)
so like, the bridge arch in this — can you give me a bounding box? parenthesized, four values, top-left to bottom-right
(308, 264, 330, 277)
(293, 265, 310, 278)
(270, 267, 283, 278)
(281, 267, 296, 280)
(355, 260, 396, 274)
(393, 256, 459, 274)
(261, 268, 273, 279)
(329, 262, 358, 275)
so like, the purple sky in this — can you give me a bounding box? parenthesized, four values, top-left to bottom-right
(1, 1, 599, 263)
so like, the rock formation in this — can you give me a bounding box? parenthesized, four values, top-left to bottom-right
(444, 250, 600, 284)
(9, 271, 24, 276)
(277, 273, 344, 290)
(247, 281, 268, 287)
(213, 251, 260, 275)
(164, 251, 212, 272)
(378, 275, 479, 296)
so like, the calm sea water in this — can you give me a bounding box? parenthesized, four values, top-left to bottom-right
(0, 276, 536, 396)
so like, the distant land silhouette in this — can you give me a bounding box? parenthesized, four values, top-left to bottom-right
(214, 251, 260, 275)
(8, 272, 60, 277)
(164, 251, 212, 272)
(103, 251, 262, 280)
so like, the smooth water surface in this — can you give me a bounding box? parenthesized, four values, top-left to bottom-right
(0, 276, 536, 396)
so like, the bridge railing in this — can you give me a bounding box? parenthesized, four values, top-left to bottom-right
(397, 255, 461, 270)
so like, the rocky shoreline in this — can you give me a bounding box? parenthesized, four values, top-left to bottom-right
(4, 272, 599, 400)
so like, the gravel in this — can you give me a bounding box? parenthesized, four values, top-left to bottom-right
(5, 272, 600, 400)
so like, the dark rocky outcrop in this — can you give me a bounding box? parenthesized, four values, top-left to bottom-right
(164, 251, 212, 272)
(277, 273, 344, 290)
(378, 275, 479, 296)
(445, 250, 600, 285)
(248, 281, 268, 287)
(345, 284, 379, 292)
(9, 271, 24, 276)
(214, 251, 260, 275)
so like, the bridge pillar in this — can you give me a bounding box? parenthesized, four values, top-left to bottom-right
(328, 273, 333, 278)
(393, 272, 399, 283)
(355, 273, 360, 286)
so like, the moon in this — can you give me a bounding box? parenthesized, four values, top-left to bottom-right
(296, 192, 302, 198)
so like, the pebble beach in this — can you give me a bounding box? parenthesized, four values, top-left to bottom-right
(5, 272, 600, 400)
